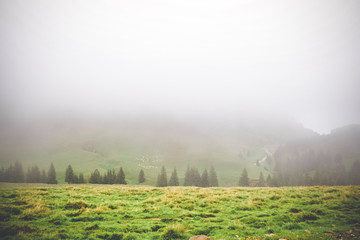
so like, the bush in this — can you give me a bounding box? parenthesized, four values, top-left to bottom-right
(65, 200, 89, 209)
(162, 223, 187, 240)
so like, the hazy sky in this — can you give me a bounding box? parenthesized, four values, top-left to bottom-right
(1, 0, 360, 133)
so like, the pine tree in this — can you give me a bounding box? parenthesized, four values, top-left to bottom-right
(26, 165, 41, 183)
(138, 169, 146, 184)
(115, 167, 126, 184)
(157, 166, 168, 187)
(209, 166, 218, 187)
(184, 166, 191, 186)
(239, 168, 249, 187)
(47, 163, 58, 184)
(258, 171, 265, 187)
(65, 164, 75, 183)
(73, 174, 79, 184)
(32, 165, 41, 183)
(89, 169, 102, 184)
(169, 168, 179, 186)
(78, 173, 85, 183)
(191, 168, 202, 187)
(201, 169, 209, 187)
(104, 169, 116, 184)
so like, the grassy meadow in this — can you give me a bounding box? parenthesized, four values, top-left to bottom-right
(0, 184, 360, 240)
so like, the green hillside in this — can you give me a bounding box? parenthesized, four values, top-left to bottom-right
(0, 116, 318, 186)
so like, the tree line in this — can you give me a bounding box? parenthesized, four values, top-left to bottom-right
(0, 162, 57, 184)
(156, 166, 219, 187)
(2, 160, 360, 187)
(272, 148, 360, 186)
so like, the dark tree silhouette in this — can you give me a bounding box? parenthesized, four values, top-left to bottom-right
(65, 164, 75, 184)
(238, 168, 249, 187)
(78, 173, 85, 183)
(184, 166, 191, 186)
(168, 168, 179, 186)
(201, 169, 209, 187)
(192, 168, 202, 187)
(157, 166, 168, 187)
(47, 163, 58, 184)
(26, 165, 41, 183)
(104, 169, 116, 184)
(116, 167, 127, 184)
(209, 166, 219, 187)
(138, 169, 146, 184)
(89, 169, 102, 184)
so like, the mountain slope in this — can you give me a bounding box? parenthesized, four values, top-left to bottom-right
(0, 115, 318, 185)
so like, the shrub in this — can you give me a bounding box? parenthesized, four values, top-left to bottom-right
(65, 200, 89, 209)
(162, 223, 187, 240)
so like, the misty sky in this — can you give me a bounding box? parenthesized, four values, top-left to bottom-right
(1, 0, 360, 134)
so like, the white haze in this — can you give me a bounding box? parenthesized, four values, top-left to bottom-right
(1, 0, 360, 134)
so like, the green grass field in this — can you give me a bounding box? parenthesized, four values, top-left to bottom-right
(1, 184, 359, 240)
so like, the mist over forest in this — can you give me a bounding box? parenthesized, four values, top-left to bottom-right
(1, 1, 360, 239)
(0, 0, 360, 187)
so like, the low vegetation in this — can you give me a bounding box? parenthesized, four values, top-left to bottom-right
(1, 184, 359, 239)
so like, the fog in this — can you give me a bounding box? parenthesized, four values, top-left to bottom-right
(1, 0, 360, 134)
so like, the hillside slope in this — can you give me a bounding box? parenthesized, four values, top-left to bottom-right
(273, 124, 360, 185)
(0, 115, 317, 185)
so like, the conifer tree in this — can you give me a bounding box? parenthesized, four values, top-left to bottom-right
(78, 173, 85, 183)
(26, 165, 41, 183)
(73, 174, 79, 184)
(184, 166, 191, 186)
(104, 169, 116, 184)
(209, 166, 219, 187)
(89, 169, 102, 184)
(258, 171, 265, 187)
(201, 169, 209, 187)
(157, 166, 168, 187)
(169, 168, 179, 186)
(239, 168, 249, 187)
(65, 164, 75, 184)
(116, 167, 127, 184)
(138, 169, 146, 184)
(47, 163, 58, 184)
(192, 168, 202, 187)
